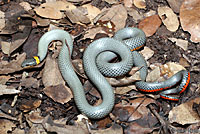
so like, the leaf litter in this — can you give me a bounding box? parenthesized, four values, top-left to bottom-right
(0, 0, 199, 133)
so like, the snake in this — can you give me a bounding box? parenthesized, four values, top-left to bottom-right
(21, 27, 190, 119)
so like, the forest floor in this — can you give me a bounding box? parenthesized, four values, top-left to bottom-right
(0, 0, 200, 134)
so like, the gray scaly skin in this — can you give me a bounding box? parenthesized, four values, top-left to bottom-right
(21, 27, 190, 118)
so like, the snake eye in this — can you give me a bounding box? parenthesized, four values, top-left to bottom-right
(21, 58, 37, 68)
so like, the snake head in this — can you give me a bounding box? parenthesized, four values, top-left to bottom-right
(21, 56, 40, 68)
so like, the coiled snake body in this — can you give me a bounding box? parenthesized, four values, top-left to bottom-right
(22, 27, 190, 119)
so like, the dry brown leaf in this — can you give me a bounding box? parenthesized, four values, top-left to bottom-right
(0, 76, 10, 85)
(66, 8, 90, 24)
(92, 123, 123, 134)
(84, 27, 106, 39)
(42, 54, 65, 87)
(19, 2, 32, 11)
(146, 67, 161, 82)
(43, 84, 73, 104)
(100, 4, 127, 31)
(124, 122, 154, 134)
(167, 0, 184, 13)
(34, 1, 76, 19)
(138, 15, 162, 37)
(133, 0, 146, 9)
(19, 99, 41, 112)
(158, 6, 179, 32)
(21, 77, 40, 89)
(33, 16, 50, 27)
(1, 41, 11, 55)
(160, 62, 186, 77)
(0, 119, 16, 134)
(28, 111, 45, 124)
(11, 128, 25, 134)
(0, 110, 17, 121)
(115, 85, 136, 95)
(82, 4, 101, 21)
(103, 0, 119, 4)
(96, 117, 112, 128)
(140, 46, 154, 60)
(0, 84, 20, 96)
(0, 10, 5, 31)
(180, 0, 200, 43)
(179, 58, 190, 67)
(0, 53, 26, 74)
(112, 98, 155, 122)
(42, 116, 88, 134)
(169, 97, 200, 125)
(124, 0, 133, 7)
(144, 10, 156, 17)
(168, 38, 188, 51)
(29, 124, 46, 134)
(127, 8, 144, 23)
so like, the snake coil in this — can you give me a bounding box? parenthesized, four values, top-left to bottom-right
(21, 27, 190, 119)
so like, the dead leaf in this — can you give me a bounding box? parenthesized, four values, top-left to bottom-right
(29, 124, 47, 134)
(115, 85, 136, 94)
(100, 4, 127, 31)
(92, 123, 123, 134)
(144, 10, 156, 17)
(66, 8, 90, 24)
(127, 8, 144, 23)
(0, 53, 26, 74)
(43, 84, 73, 104)
(21, 77, 39, 89)
(0, 110, 17, 121)
(168, 38, 188, 51)
(180, 0, 200, 43)
(97, 117, 112, 128)
(124, 0, 133, 7)
(19, 2, 32, 11)
(0, 119, 16, 134)
(158, 6, 179, 32)
(82, 4, 101, 21)
(112, 98, 155, 122)
(166, 0, 184, 13)
(146, 67, 161, 82)
(179, 58, 190, 67)
(19, 99, 41, 112)
(124, 122, 154, 134)
(160, 62, 186, 77)
(169, 97, 200, 125)
(12, 128, 25, 134)
(0, 75, 10, 84)
(28, 111, 45, 124)
(32, 16, 50, 27)
(0, 84, 20, 96)
(42, 116, 88, 134)
(0, 10, 5, 31)
(0, 2, 27, 34)
(42, 54, 65, 87)
(1, 41, 11, 55)
(103, 0, 119, 4)
(83, 27, 107, 39)
(138, 15, 162, 37)
(133, 0, 146, 9)
(140, 46, 154, 60)
(34, 1, 76, 19)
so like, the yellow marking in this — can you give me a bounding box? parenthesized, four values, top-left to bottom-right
(33, 56, 40, 65)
